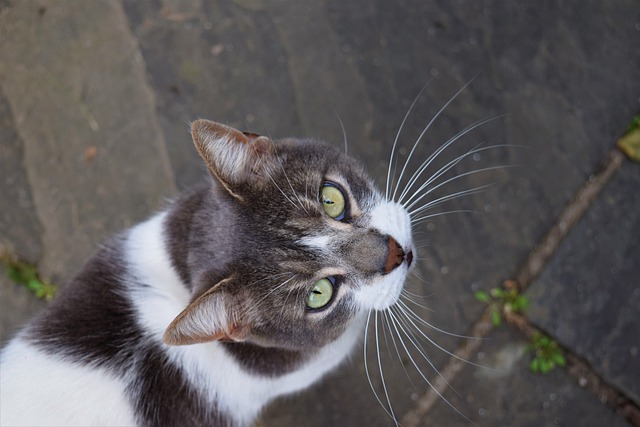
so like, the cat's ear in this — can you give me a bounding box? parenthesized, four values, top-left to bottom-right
(163, 278, 247, 346)
(191, 119, 277, 194)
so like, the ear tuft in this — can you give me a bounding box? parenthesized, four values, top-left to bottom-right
(191, 119, 276, 191)
(163, 278, 247, 346)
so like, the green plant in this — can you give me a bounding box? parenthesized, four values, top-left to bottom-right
(618, 113, 640, 162)
(0, 250, 57, 300)
(527, 333, 566, 374)
(474, 280, 529, 326)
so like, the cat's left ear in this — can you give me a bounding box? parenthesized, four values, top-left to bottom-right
(191, 119, 277, 194)
(163, 278, 248, 346)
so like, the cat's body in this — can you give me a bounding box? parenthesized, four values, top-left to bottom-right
(1, 120, 414, 426)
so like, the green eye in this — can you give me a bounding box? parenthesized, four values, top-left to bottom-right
(306, 277, 335, 309)
(321, 183, 346, 220)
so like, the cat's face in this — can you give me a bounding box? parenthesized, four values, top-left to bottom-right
(164, 120, 413, 352)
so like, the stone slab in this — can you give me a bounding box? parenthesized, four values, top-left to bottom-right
(0, 86, 46, 344)
(0, 0, 176, 289)
(425, 326, 631, 427)
(527, 161, 640, 406)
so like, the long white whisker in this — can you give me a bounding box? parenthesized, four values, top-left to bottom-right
(386, 80, 432, 201)
(409, 184, 493, 219)
(394, 304, 490, 372)
(277, 160, 309, 215)
(255, 275, 296, 306)
(400, 290, 435, 311)
(375, 311, 398, 425)
(405, 163, 511, 215)
(268, 175, 300, 212)
(333, 110, 348, 155)
(386, 307, 471, 421)
(391, 78, 476, 202)
(403, 145, 515, 212)
(397, 299, 481, 341)
(411, 210, 481, 227)
(364, 310, 397, 422)
(382, 310, 416, 388)
(397, 115, 505, 204)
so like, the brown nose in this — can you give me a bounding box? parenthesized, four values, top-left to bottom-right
(384, 236, 405, 274)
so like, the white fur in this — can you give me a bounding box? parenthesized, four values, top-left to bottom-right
(126, 212, 363, 426)
(0, 339, 135, 427)
(355, 200, 413, 310)
(298, 235, 332, 251)
(369, 200, 413, 251)
(205, 134, 250, 181)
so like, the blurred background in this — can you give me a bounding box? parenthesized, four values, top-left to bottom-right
(1, 1, 639, 426)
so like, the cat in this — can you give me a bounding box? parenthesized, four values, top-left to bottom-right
(0, 119, 417, 426)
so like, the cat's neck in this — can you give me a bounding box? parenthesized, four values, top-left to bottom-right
(125, 195, 364, 423)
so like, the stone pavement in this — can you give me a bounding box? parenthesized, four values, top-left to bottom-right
(1, 1, 639, 426)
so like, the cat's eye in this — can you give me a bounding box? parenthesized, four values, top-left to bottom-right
(321, 183, 346, 220)
(306, 277, 335, 310)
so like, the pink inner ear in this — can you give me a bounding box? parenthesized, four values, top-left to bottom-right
(251, 136, 272, 156)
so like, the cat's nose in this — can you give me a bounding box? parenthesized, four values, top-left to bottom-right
(384, 236, 405, 274)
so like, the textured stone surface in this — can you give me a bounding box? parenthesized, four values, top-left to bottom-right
(527, 161, 640, 407)
(425, 326, 631, 427)
(0, 0, 639, 426)
(0, 0, 176, 340)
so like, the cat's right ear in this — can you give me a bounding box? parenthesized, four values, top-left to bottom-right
(191, 119, 277, 196)
(163, 277, 248, 346)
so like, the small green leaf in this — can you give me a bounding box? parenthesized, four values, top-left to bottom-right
(618, 128, 640, 163)
(552, 353, 566, 366)
(1, 255, 57, 300)
(530, 358, 541, 372)
(475, 290, 490, 303)
(490, 309, 502, 326)
(513, 295, 529, 312)
(491, 288, 506, 299)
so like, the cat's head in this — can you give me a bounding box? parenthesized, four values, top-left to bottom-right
(163, 120, 414, 351)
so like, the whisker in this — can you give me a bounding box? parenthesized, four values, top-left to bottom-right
(391, 78, 476, 202)
(397, 299, 481, 342)
(333, 110, 348, 155)
(409, 185, 493, 219)
(411, 209, 481, 227)
(386, 79, 432, 201)
(363, 310, 397, 421)
(275, 157, 309, 215)
(394, 303, 488, 370)
(403, 146, 516, 212)
(381, 310, 416, 388)
(375, 311, 398, 425)
(400, 290, 435, 311)
(397, 115, 506, 205)
(268, 175, 301, 212)
(386, 307, 471, 421)
(254, 275, 296, 307)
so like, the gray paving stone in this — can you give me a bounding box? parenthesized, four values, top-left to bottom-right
(425, 326, 631, 427)
(527, 161, 640, 407)
(0, 0, 176, 288)
(0, 86, 46, 344)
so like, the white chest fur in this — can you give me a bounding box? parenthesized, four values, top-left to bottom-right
(0, 339, 136, 426)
